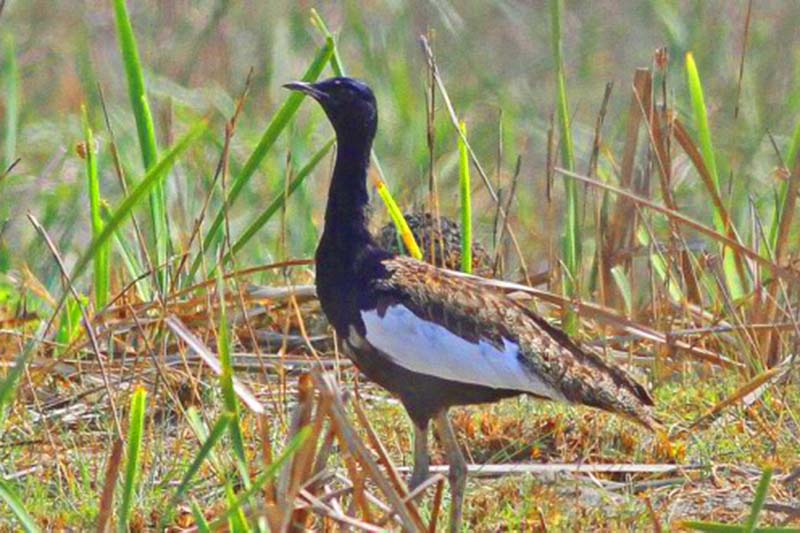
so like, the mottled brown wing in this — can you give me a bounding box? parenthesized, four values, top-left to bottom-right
(373, 256, 660, 430)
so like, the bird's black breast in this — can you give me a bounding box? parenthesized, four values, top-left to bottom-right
(314, 239, 390, 337)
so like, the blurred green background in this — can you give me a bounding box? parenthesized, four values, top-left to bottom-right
(1, 0, 799, 292)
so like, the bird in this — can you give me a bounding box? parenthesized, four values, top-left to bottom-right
(284, 77, 659, 531)
(377, 211, 493, 276)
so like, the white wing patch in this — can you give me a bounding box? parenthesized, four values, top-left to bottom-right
(360, 305, 564, 400)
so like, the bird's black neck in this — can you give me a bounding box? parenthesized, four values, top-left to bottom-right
(316, 134, 383, 333)
(319, 137, 376, 254)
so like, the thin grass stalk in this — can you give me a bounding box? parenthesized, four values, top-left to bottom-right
(651, 109, 676, 209)
(111, 0, 169, 291)
(311, 9, 422, 260)
(206, 427, 311, 531)
(118, 387, 147, 533)
(671, 118, 749, 293)
(193, 41, 334, 280)
(600, 69, 651, 307)
(103, 204, 147, 301)
(550, 0, 580, 334)
(458, 121, 473, 273)
(97, 84, 157, 301)
(758, 150, 800, 364)
(219, 138, 334, 269)
(281, 376, 321, 528)
(584, 83, 614, 298)
(555, 167, 800, 286)
(425, 38, 443, 267)
(184, 407, 225, 472)
(419, 36, 531, 283)
(81, 106, 109, 309)
(70, 120, 206, 283)
(690, 365, 788, 429)
(3, 34, 18, 170)
(685, 52, 745, 298)
(767, 120, 800, 252)
(96, 438, 124, 533)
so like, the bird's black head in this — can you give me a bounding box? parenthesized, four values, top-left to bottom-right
(284, 77, 378, 145)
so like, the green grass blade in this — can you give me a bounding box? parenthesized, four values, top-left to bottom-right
(682, 523, 797, 533)
(681, 523, 744, 532)
(610, 265, 633, 316)
(82, 105, 109, 309)
(192, 41, 333, 280)
(0, 478, 40, 533)
(458, 121, 472, 273)
(685, 52, 720, 190)
(184, 407, 225, 473)
(206, 426, 311, 531)
(167, 412, 233, 511)
(685, 52, 744, 298)
(112, 0, 169, 290)
(375, 178, 423, 259)
(744, 467, 773, 533)
(215, 272, 249, 488)
(550, 0, 581, 335)
(224, 481, 250, 533)
(55, 295, 84, 355)
(102, 203, 147, 301)
(118, 386, 147, 533)
(70, 120, 206, 284)
(112, 0, 158, 169)
(310, 9, 345, 76)
(218, 137, 334, 269)
(0, 350, 30, 435)
(636, 225, 684, 302)
(190, 500, 212, 533)
(3, 34, 19, 170)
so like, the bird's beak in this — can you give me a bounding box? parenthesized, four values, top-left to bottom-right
(283, 81, 327, 101)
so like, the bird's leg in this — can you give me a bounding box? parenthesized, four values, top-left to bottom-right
(434, 410, 467, 532)
(409, 421, 430, 490)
